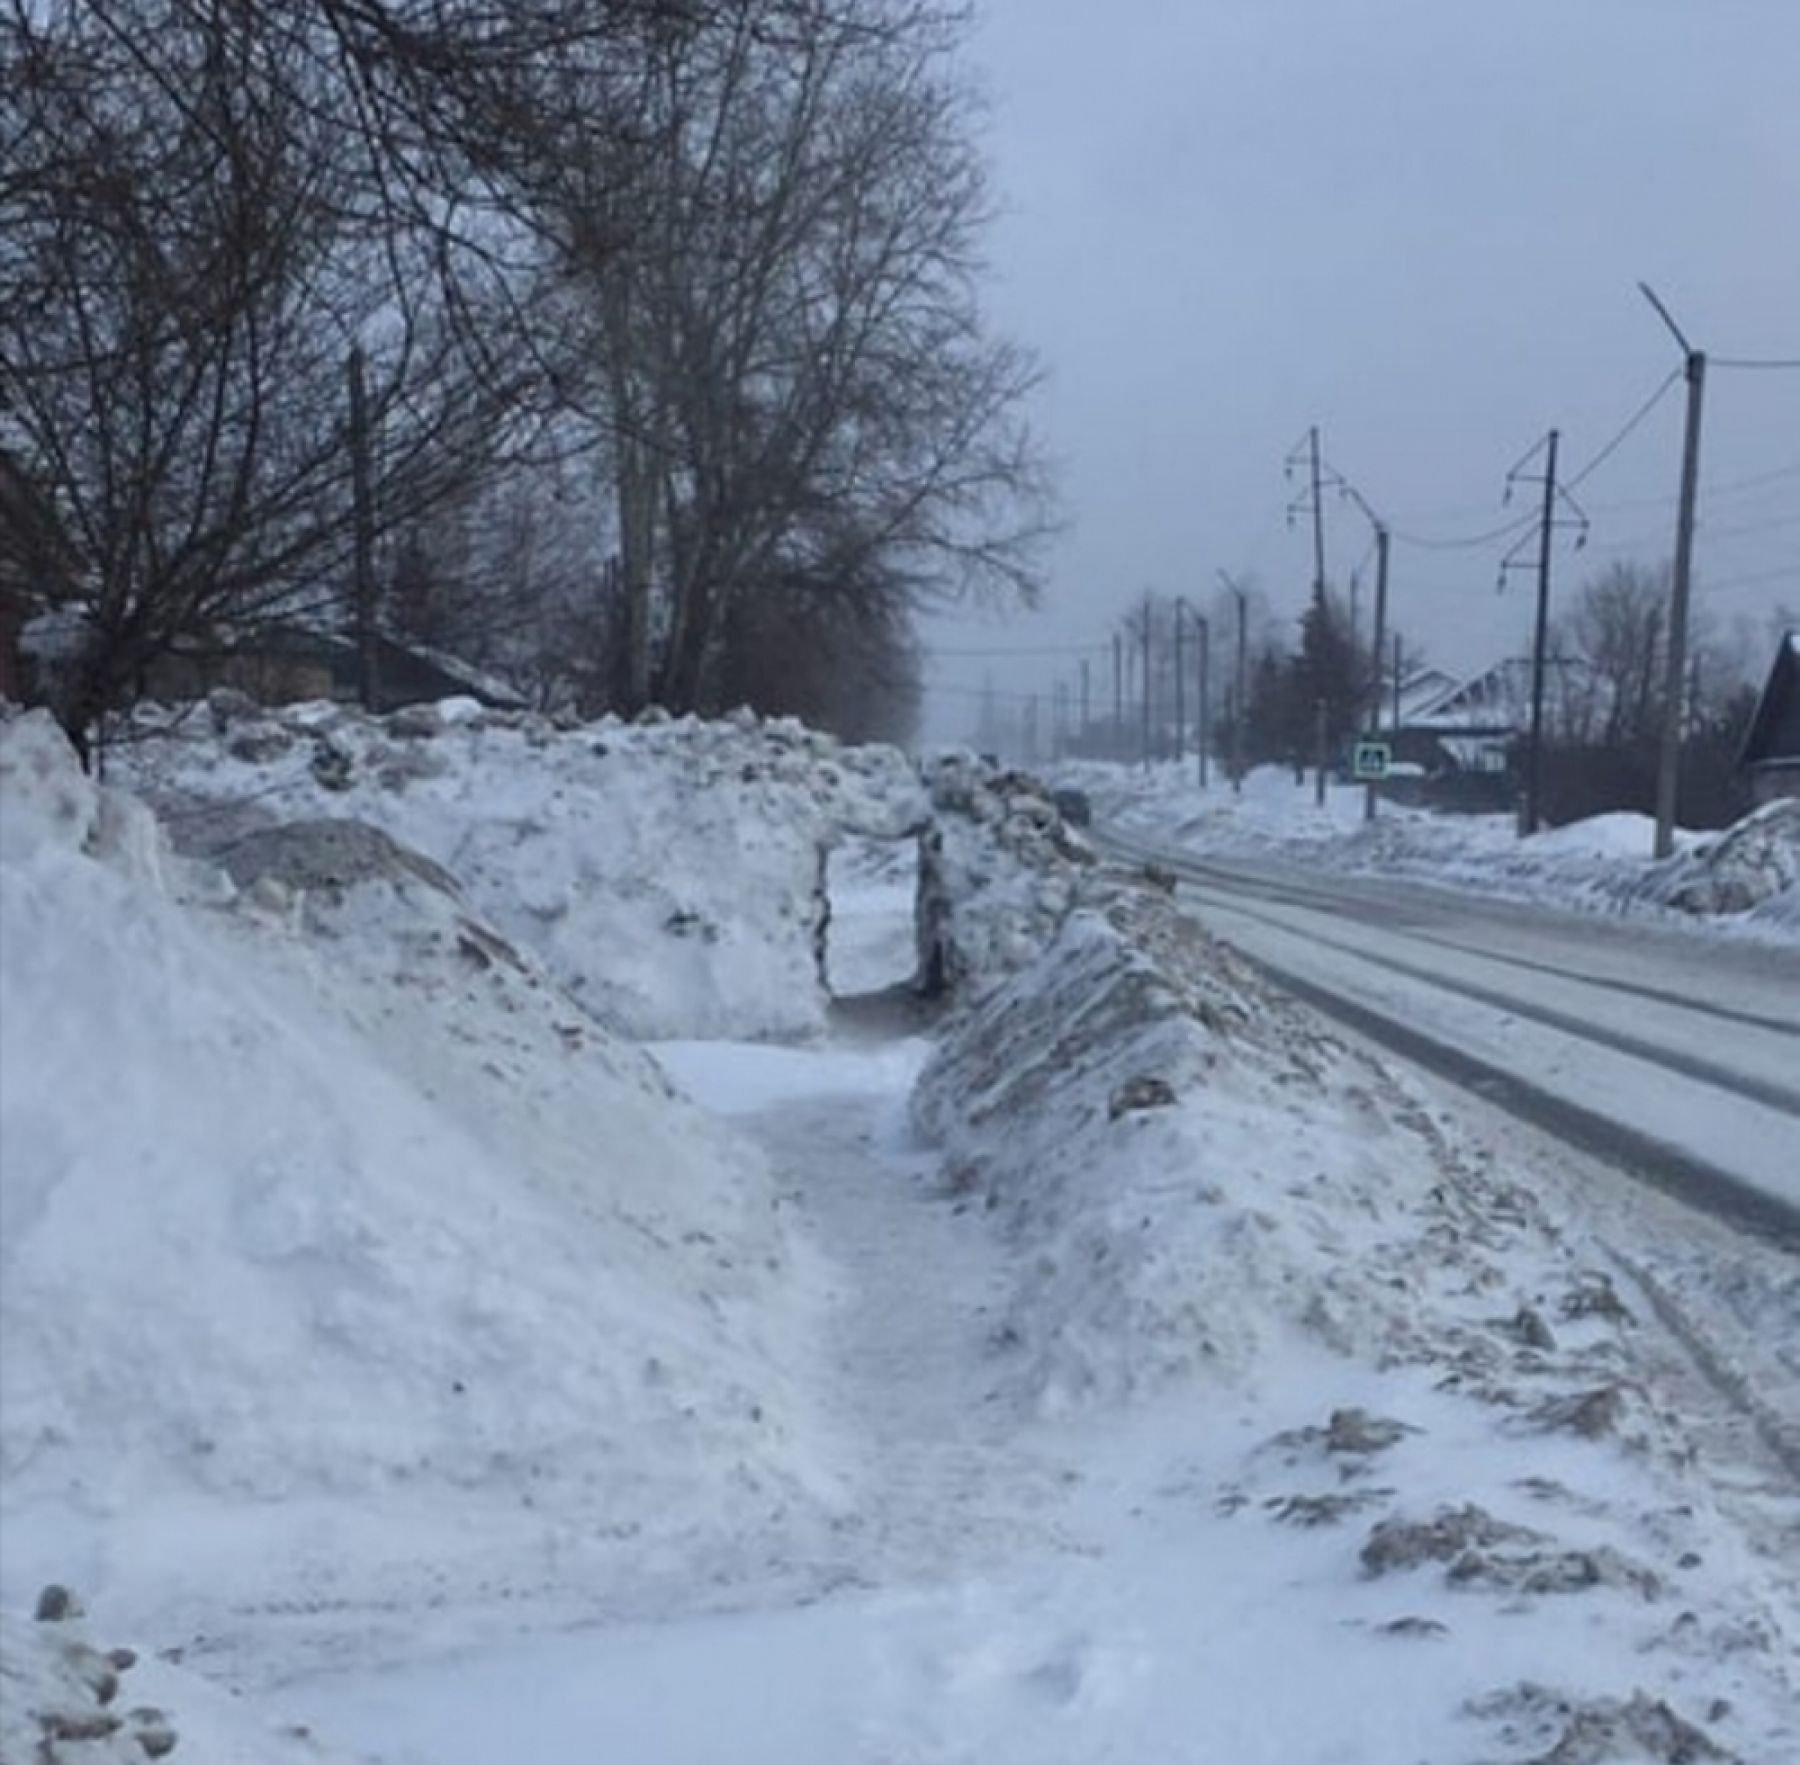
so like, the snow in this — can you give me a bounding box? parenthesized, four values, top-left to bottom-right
(823, 834, 922, 996)
(6, 704, 1798, 1763)
(1057, 758, 1800, 936)
(2, 1605, 341, 1765)
(0, 708, 844, 1674)
(115, 696, 928, 1040)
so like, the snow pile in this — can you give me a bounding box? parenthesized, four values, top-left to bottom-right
(0, 709, 841, 1648)
(1059, 758, 1800, 937)
(1644, 797, 1800, 924)
(906, 865, 1800, 1754)
(118, 696, 928, 1040)
(912, 881, 1479, 1408)
(0, 1591, 344, 1765)
(915, 751, 1093, 999)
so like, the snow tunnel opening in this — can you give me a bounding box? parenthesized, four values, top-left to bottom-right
(820, 833, 923, 1002)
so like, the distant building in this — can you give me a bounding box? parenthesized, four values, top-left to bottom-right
(143, 623, 528, 714)
(1738, 631, 1800, 805)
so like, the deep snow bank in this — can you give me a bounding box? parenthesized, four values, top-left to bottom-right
(118, 697, 928, 1040)
(1642, 797, 1800, 924)
(912, 883, 1483, 1410)
(914, 752, 1093, 1000)
(1060, 759, 1800, 936)
(0, 710, 839, 1635)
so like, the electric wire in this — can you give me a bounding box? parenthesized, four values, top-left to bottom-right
(1565, 366, 1683, 489)
(1386, 366, 1682, 551)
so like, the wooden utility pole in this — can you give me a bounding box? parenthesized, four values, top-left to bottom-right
(1313, 698, 1328, 807)
(1217, 573, 1248, 794)
(1140, 593, 1153, 773)
(1197, 613, 1211, 790)
(1308, 425, 1328, 612)
(1392, 631, 1402, 733)
(1644, 284, 1708, 860)
(347, 345, 380, 710)
(1173, 598, 1187, 769)
(1525, 428, 1561, 837)
(1364, 523, 1390, 822)
(1113, 631, 1124, 757)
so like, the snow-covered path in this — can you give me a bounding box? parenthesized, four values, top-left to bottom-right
(283, 1024, 1800, 1765)
(652, 1037, 1091, 1584)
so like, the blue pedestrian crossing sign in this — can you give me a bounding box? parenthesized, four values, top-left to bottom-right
(1352, 740, 1391, 781)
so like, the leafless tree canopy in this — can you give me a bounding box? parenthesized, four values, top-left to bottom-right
(1, 0, 1049, 749)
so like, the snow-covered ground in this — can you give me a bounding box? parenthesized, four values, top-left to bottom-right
(1056, 759, 1800, 938)
(5, 705, 1797, 1762)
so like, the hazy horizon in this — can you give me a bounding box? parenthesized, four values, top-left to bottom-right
(922, 0, 1800, 747)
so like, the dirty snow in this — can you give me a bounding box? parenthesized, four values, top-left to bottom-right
(115, 696, 927, 1040)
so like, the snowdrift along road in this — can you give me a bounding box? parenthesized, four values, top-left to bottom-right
(0, 709, 845, 1660)
(4, 701, 1798, 1761)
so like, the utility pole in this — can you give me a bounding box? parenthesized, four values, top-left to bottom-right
(1140, 592, 1153, 773)
(1219, 571, 1249, 794)
(347, 344, 380, 710)
(1500, 431, 1588, 836)
(1527, 430, 1560, 838)
(1307, 426, 1327, 610)
(1197, 612, 1210, 790)
(1313, 698, 1328, 807)
(1392, 631, 1402, 733)
(1112, 631, 1124, 759)
(1641, 283, 1707, 861)
(1079, 658, 1092, 748)
(1339, 481, 1392, 822)
(1365, 523, 1389, 822)
(1173, 597, 1188, 770)
(1283, 424, 1341, 612)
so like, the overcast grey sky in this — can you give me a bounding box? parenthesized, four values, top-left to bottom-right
(923, 0, 1800, 742)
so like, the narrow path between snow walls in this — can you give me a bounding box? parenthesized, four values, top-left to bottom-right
(288, 891, 1799, 1764)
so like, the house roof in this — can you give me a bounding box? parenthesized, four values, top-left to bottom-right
(1406, 656, 1592, 734)
(1739, 630, 1800, 769)
(1392, 667, 1463, 722)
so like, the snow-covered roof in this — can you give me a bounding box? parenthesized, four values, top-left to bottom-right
(1408, 656, 1593, 733)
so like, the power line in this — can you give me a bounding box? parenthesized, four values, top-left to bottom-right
(1565, 366, 1683, 489)
(1581, 458, 1800, 514)
(1387, 366, 1681, 552)
(1708, 460, 1800, 495)
(1390, 511, 1537, 552)
(1699, 507, 1800, 542)
(1701, 563, 1800, 594)
(919, 679, 1064, 703)
(930, 639, 1109, 660)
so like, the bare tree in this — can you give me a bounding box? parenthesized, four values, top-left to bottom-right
(559, 0, 1052, 717)
(1, 1, 535, 754)
(1563, 561, 1670, 747)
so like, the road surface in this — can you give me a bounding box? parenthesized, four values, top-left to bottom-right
(1106, 835, 1800, 1250)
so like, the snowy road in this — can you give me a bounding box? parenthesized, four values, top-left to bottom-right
(1106, 835, 1800, 1249)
